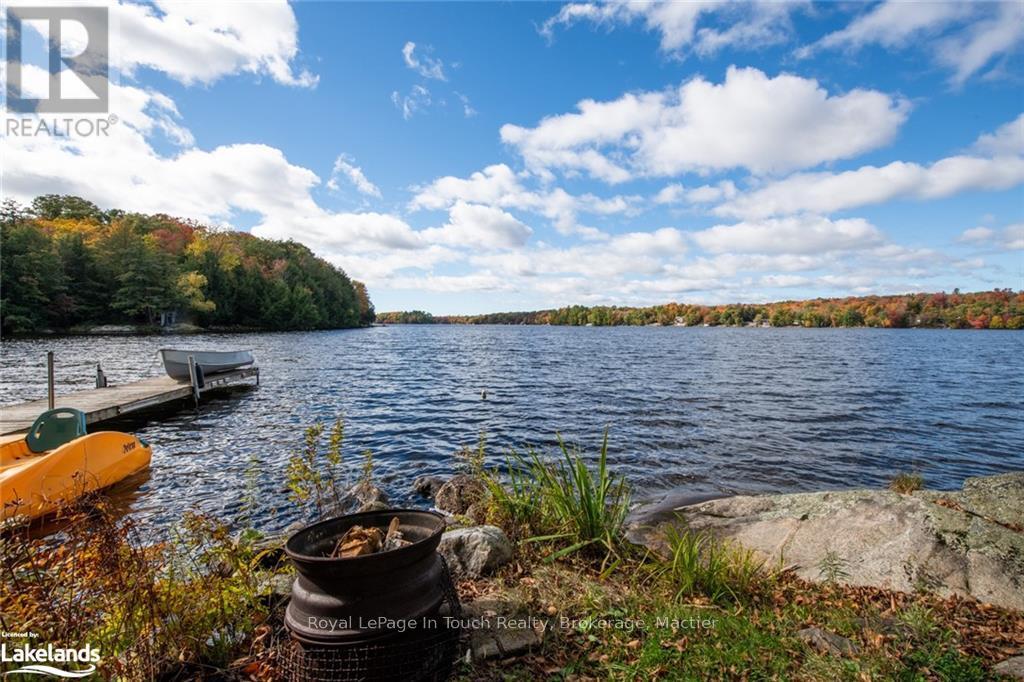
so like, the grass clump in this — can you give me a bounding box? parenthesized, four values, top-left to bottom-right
(889, 472, 924, 493)
(522, 431, 630, 571)
(661, 524, 769, 603)
(481, 430, 630, 571)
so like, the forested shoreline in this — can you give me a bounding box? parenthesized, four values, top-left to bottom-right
(378, 290, 1024, 329)
(0, 195, 374, 335)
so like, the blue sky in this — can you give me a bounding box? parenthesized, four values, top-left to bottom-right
(3, 1, 1022, 314)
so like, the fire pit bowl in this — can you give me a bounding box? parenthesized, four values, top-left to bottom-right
(286, 509, 445, 579)
(284, 509, 449, 645)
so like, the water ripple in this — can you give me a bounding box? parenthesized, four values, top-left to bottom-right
(1, 326, 1022, 535)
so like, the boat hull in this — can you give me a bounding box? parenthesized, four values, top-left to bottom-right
(159, 349, 254, 381)
(1, 431, 152, 522)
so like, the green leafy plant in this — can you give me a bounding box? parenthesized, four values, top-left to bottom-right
(456, 431, 488, 477)
(524, 430, 631, 571)
(360, 447, 375, 484)
(483, 451, 542, 537)
(662, 525, 768, 603)
(817, 550, 851, 584)
(285, 416, 349, 518)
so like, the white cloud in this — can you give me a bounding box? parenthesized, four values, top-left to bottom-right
(402, 41, 446, 81)
(327, 154, 381, 198)
(654, 181, 737, 205)
(540, 1, 799, 56)
(391, 85, 431, 120)
(716, 156, 1024, 220)
(802, 1, 1022, 86)
(653, 184, 685, 205)
(422, 201, 533, 249)
(500, 66, 909, 182)
(691, 215, 884, 255)
(804, 1, 971, 54)
(958, 224, 1024, 251)
(958, 226, 995, 243)
(469, 227, 687, 280)
(973, 113, 1024, 156)
(936, 2, 1024, 86)
(411, 164, 523, 210)
(327, 246, 460, 282)
(1007, 224, 1024, 250)
(456, 92, 477, 118)
(409, 163, 636, 236)
(111, 0, 317, 87)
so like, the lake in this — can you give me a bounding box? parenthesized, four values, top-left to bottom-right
(2, 326, 1022, 534)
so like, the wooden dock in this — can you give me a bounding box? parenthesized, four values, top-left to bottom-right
(0, 367, 259, 436)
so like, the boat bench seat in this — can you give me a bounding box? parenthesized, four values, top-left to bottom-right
(26, 408, 88, 453)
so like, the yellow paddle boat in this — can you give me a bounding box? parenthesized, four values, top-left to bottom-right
(1, 408, 151, 523)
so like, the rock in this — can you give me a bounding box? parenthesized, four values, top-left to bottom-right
(435, 474, 486, 516)
(630, 473, 1024, 611)
(994, 655, 1024, 679)
(356, 500, 390, 513)
(349, 480, 388, 506)
(252, 531, 289, 568)
(412, 475, 445, 499)
(438, 525, 512, 578)
(463, 598, 543, 660)
(85, 324, 137, 335)
(796, 627, 860, 657)
(850, 616, 913, 638)
(259, 573, 293, 607)
(918, 471, 1024, 531)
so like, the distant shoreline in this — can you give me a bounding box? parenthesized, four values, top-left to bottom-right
(0, 322, 373, 339)
(377, 289, 1023, 330)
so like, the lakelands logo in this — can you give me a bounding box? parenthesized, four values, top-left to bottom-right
(1, 642, 99, 678)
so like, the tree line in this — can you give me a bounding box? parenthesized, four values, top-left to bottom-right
(1, 195, 375, 334)
(377, 290, 1024, 329)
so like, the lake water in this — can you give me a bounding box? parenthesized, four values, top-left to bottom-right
(2, 326, 1022, 535)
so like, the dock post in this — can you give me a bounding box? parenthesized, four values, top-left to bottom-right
(187, 355, 201, 409)
(96, 363, 108, 388)
(47, 351, 55, 409)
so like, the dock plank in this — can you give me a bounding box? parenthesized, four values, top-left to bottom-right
(0, 368, 258, 435)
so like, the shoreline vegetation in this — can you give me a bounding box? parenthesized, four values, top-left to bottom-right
(0, 195, 375, 336)
(378, 289, 1024, 330)
(4, 422, 1021, 680)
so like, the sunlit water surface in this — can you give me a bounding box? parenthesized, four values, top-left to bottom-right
(2, 326, 1021, 535)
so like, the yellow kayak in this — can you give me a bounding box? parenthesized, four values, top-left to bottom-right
(1, 408, 152, 523)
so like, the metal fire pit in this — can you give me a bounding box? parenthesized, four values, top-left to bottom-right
(282, 509, 461, 681)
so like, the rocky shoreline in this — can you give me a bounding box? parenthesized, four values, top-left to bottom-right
(627, 472, 1024, 611)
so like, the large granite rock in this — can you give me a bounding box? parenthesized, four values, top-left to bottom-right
(630, 472, 1024, 611)
(438, 525, 512, 578)
(435, 474, 487, 516)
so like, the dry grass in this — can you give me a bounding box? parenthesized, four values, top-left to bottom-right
(889, 472, 924, 493)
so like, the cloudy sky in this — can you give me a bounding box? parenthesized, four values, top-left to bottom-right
(2, 1, 1022, 314)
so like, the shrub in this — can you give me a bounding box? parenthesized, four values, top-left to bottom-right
(0, 498, 273, 679)
(285, 416, 352, 518)
(889, 472, 924, 494)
